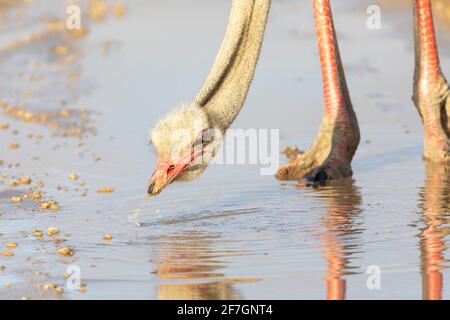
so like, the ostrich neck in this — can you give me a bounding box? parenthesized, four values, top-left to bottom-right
(193, 0, 271, 132)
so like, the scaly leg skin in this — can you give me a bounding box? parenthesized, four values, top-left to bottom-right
(416, 77, 450, 163)
(276, 115, 359, 186)
(413, 0, 450, 164)
(276, 0, 360, 186)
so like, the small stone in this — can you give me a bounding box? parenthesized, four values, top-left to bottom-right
(6, 242, 17, 249)
(21, 176, 32, 185)
(11, 196, 22, 204)
(1, 251, 14, 257)
(57, 247, 74, 257)
(53, 238, 66, 245)
(47, 227, 60, 236)
(97, 187, 114, 193)
(41, 202, 50, 209)
(43, 283, 56, 291)
(103, 233, 113, 241)
(8, 179, 21, 187)
(32, 229, 44, 239)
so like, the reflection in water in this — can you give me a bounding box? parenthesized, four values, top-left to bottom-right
(151, 231, 255, 300)
(418, 164, 450, 300)
(313, 180, 363, 300)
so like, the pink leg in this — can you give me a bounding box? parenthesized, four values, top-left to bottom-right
(276, 0, 359, 185)
(413, 0, 450, 164)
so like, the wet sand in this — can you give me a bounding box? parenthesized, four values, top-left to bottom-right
(0, 0, 449, 299)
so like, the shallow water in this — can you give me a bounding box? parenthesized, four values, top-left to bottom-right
(0, 0, 449, 300)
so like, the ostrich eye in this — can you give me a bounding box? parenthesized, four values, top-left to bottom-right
(193, 129, 213, 148)
(193, 134, 204, 147)
(167, 165, 175, 172)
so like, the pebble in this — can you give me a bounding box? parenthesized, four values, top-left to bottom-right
(32, 229, 44, 239)
(103, 233, 113, 241)
(11, 196, 22, 204)
(97, 187, 114, 193)
(57, 247, 74, 257)
(43, 283, 56, 291)
(53, 238, 66, 245)
(41, 202, 50, 209)
(21, 176, 32, 185)
(47, 227, 60, 236)
(9, 179, 21, 187)
(6, 242, 17, 249)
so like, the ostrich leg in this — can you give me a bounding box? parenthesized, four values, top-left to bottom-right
(413, 0, 450, 164)
(276, 0, 359, 185)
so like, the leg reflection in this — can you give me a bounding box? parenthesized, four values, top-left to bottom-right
(315, 180, 363, 300)
(418, 163, 449, 300)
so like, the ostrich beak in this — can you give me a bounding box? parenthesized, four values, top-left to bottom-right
(148, 160, 188, 196)
(148, 148, 204, 196)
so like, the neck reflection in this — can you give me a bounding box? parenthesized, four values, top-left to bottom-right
(151, 230, 253, 300)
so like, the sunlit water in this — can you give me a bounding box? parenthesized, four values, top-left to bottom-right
(0, 0, 449, 299)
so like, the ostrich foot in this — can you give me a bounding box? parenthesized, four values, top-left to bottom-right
(423, 133, 450, 165)
(303, 160, 353, 187)
(276, 120, 359, 186)
(416, 77, 450, 164)
(423, 136, 450, 165)
(276, 149, 353, 187)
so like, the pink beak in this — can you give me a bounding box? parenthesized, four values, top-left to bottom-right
(148, 148, 203, 196)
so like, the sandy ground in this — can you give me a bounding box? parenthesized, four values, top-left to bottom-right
(0, 0, 449, 300)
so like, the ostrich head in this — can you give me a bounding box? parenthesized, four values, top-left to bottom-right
(148, 103, 219, 196)
(146, 0, 271, 195)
